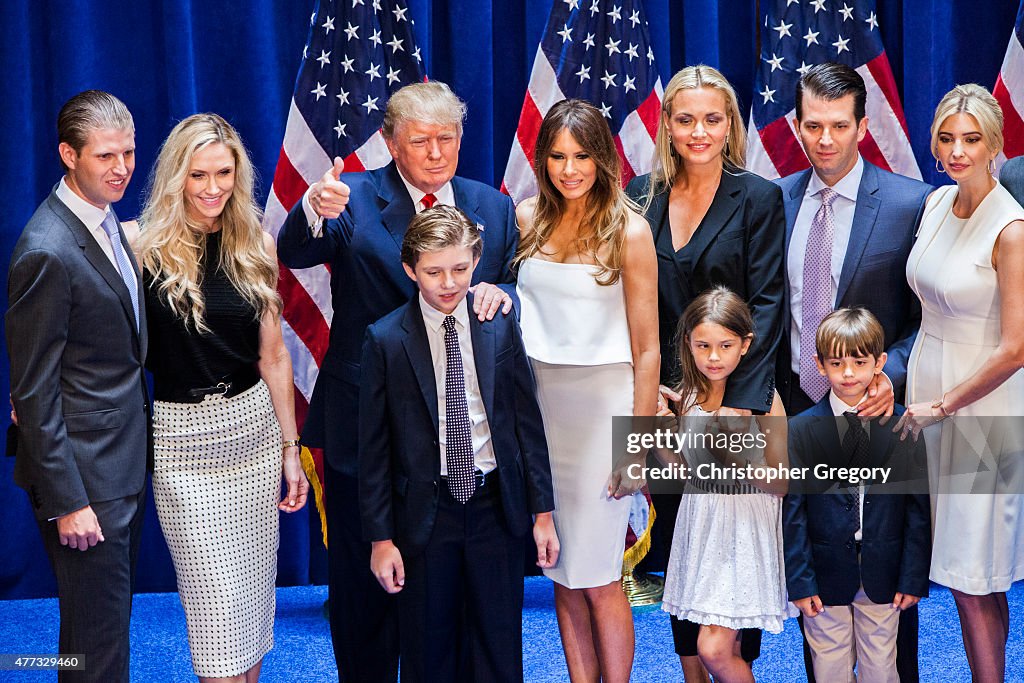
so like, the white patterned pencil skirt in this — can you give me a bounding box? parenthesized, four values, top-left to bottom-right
(152, 380, 281, 678)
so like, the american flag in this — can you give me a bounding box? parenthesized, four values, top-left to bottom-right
(262, 0, 424, 541)
(501, 0, 663, 203)
(747, 0, 921, 181)
(994, 0, 1024, 166)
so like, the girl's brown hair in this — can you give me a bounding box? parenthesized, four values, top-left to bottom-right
(674, 286, 755, 412)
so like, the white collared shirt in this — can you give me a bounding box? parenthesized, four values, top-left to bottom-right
(418, 295, 496, 476)
(788, 155, 865, 372)
(829, 389, 868, 541)
(300, 169, 455, 235)
(55, 178, 120, 271)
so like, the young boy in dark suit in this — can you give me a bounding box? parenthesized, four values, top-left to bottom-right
(784, 308, 930, 683)
(358, 205, 558, 683)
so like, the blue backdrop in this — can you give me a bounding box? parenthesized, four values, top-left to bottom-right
(1, 0, 1019, 599)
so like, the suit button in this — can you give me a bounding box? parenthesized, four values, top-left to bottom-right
(433, 440, 439, 448)
(845, 503, 853, 511)
(846, 541, 854, 550)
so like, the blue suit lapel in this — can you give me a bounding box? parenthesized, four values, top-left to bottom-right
(783, 169, 813, 254)
(401, 301, 440, 436)
(452, 177, 484, 228)
(379, 163, 416, 249)
(836, 162, 881, 306)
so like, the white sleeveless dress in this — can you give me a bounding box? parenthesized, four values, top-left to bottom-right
(517, 257, 637, 588)
(906, 183, 1024, 594)
(662, 403, 792, 633)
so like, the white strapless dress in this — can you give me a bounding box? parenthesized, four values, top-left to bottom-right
(517, 257, 636, 588)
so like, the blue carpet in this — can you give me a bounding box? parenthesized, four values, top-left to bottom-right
(0, 578, 1021, 681)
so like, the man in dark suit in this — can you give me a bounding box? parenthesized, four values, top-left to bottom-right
(1000, 154, 1024, 205)
(775, 63, 932, 683)
(6, 90, 149, 682)
(360, 206, 555, 682)
(276, 80, 519, 681)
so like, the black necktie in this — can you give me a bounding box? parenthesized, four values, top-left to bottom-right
(443, 315, 475, 502)
(843, 411, 870, 532)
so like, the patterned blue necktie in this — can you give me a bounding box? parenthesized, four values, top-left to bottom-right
(100, 212, 140, 332)
(443, 315, 475, 503)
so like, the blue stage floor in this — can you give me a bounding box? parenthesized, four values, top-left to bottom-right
(0, 577, 1021, 681)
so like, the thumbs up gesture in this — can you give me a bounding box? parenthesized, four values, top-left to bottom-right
(309, 157, 350, 219)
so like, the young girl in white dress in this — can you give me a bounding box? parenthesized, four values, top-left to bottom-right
(658, 287, 790, 683)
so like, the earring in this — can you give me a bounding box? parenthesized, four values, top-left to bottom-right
(989, 158, 996, 175)
(935, 159, 945, 174)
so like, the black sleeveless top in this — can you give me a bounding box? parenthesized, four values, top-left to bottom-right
(144, 230, 261, 397)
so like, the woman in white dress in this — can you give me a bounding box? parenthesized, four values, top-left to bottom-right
(515, 99, 660, 682)
(900, 84, 1024, 682)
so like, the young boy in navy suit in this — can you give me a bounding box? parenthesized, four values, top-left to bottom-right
(784, 308, 930, 683)
(358, 205, 558, 683)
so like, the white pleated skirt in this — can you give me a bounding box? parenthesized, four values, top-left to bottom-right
(152, 380, 281, 677)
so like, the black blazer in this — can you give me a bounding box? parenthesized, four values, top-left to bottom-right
(358, 293, 554, 558)
(626, 169, 786, 413)
(783, 399, 931, 605)
(6, 190, 150, 520)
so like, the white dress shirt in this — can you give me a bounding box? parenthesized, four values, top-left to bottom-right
(55, 178, 121, 271)
(418, 295, 496, 476)
(829, 389, 867, 541)
(300, 169, 455, 236)
(788, 156, 865, 372)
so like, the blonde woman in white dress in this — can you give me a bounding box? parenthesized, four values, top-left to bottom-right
(515, 99, 659, 683)
(899, 84, 1024, 683)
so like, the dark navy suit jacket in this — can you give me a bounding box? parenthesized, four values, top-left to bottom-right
(357, 294, 554, 557)
(775, 161, 931, 400)
(277, 161, 518, 474)
(783, 398, 930, 605)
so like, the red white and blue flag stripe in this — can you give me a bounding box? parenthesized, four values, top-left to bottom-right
(262, 0, 425, 538)
(747, 0, 921, 181)
(994, 0, 1024, 166)
(502, 0, 663, 202)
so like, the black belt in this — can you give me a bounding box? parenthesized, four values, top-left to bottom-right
(441, 468, 490, 492)
(155, 366, 260, 403)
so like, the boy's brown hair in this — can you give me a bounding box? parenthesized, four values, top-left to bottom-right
(401, 205, 482, 267)
(815, 307, 885, 361)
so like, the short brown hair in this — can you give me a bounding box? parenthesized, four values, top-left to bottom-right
(401, 205, 482, 267)
(57, 90, 134, 170)
(815, 307, 884, 361)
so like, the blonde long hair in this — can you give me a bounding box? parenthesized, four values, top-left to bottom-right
(648, 65, 747, 198)
(514, 99, 634, 285)
(137, 113, 280, 333)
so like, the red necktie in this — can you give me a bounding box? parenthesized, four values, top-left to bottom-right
(421, 193, 437, 210)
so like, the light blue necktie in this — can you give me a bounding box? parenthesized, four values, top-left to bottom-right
(100, 213, 140, 332)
